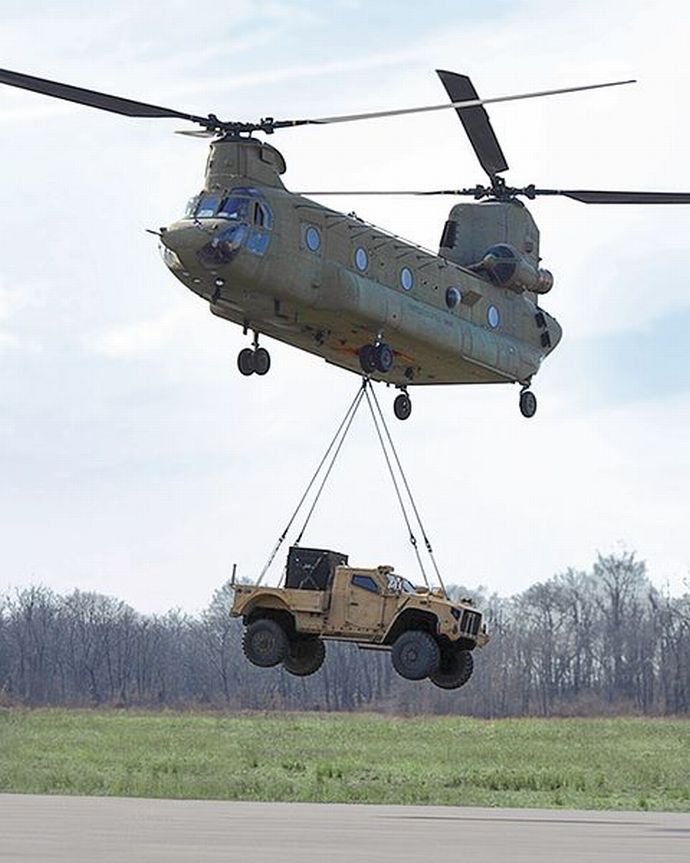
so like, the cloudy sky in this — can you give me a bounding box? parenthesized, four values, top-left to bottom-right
(1, 0, 689, 614)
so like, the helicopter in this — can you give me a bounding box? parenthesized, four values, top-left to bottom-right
(2, 67, 690, 421)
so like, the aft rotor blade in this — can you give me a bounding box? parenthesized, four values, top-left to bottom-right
(436, 70, 508, 180)
(287, 79, 635, 129)
(554, 189, 690, 204)
(0, 67, 211, 124)
(298, 190, 461, 196)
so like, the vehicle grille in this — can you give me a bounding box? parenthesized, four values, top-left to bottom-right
(460, 609, 481, 637)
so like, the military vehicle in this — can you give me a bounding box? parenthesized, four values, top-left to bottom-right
(231, 546, 488, 690)
(3, 67, 688, 420)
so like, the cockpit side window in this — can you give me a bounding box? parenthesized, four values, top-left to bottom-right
(252, 201, 273, 228)
(184, 194, 201, 218)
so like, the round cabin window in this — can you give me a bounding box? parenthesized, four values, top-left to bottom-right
(446, 287, 461, 309)
(305, 226, 321, 251)
(400, 267, 413, 291)
(488, 305, 500, 328)
(355, 247, 368, 272)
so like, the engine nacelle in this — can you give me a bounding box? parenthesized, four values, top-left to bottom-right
(475, 243, 554, 294)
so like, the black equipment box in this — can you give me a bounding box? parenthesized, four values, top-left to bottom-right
(286, 546, 348, 591)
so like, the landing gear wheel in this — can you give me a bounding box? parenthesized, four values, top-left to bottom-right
(359, 344, 377, 374)
(391, 630, 440, 680)
(242, 619, 288, 668)
(237, 347, 256, 376)
(283, 637, 326, 677)
(374, 343, 394, 373)
(253, 347, 271, 376)
(394, 393, 412, 421)
(519, 389, 537, 418)
(429, 648, 474, 690)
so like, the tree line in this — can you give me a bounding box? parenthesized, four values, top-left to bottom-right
(1, 550, 688, 715)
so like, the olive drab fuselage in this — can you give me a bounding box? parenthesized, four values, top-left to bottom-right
(160, 137, 562, 388)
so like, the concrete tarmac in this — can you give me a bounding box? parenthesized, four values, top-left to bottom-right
(0, 794, 688, 862)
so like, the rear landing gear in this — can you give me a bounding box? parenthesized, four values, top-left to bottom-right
(519, 388, 537, 418)
(237, 332, 271, 377)
(394, 390, 412, 421)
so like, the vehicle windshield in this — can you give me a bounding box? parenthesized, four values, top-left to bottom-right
(218, 194, 250, 221)
(386, 574, 417, 595)
(186, 187, 270, 223)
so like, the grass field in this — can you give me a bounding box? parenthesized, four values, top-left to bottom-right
(0, 709, 688, 811)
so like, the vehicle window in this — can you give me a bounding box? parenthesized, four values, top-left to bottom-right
(196, 194, 221, 218)
(352, 575, 379, 594)
(184, 194, 200, 217)
(386, 574, 416, 594)
(218, 195, 249, 221)
(305, 225, 321, 252)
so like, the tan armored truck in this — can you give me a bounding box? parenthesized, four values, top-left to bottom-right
(231, 546, 489, 690)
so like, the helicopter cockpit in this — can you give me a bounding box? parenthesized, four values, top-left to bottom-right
(185, 187, 274, 263)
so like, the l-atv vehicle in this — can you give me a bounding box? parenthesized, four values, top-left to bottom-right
(231, 546, 488, 690)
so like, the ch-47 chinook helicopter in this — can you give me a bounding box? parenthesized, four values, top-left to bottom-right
(3, 68, 690, 420)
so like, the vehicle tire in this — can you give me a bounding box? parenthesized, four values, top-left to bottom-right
(391, 630, 440, 680)
(359, 344, 377, 374)
(519, 389, 537, 418)
(242, 618, 288, 667)
(283, 637, 325, 676)
(429, 648, 474, 690)
(237, 347, 256, 376)
(253, 347, 271, 376)
(374, 343, 394, 373)
(393, 393, 412, 421)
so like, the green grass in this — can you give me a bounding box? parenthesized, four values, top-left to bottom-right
(0, 709, 688, 811)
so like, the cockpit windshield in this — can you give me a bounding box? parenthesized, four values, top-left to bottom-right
(386, 574, 417, 595)
(218, 194, 250, 221)
(196, 194, 221, 219)
(185, 187, 271, 225)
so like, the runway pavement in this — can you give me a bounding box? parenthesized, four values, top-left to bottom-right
(0, 794, 688, 862)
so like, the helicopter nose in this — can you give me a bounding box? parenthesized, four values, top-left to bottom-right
(159, 223, 209, 259)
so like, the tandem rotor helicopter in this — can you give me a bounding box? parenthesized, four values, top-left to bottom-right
(2, 67, 690, 420)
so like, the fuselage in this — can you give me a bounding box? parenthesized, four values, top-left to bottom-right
(160, 137, 562, 388)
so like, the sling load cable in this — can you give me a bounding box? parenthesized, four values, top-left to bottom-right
(255, 379, 367, 586)
(367, 384, 449, 599)
(362, 383, 432, 592)
(287, 377, 431, 590)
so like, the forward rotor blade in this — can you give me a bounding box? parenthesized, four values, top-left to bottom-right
(436, 70, 508, 180)
(556, 189, 690, 204)
(0, 67, 211, 125)
(290, 79, 635, 129)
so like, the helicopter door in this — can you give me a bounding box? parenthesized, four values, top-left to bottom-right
(246, 198, 273, 256)
(345, 574, 385, 633)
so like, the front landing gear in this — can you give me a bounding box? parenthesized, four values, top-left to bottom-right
(237, 332, 271, 377)
(519, 387, 537, 418)
(394, 390, 412, 421)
